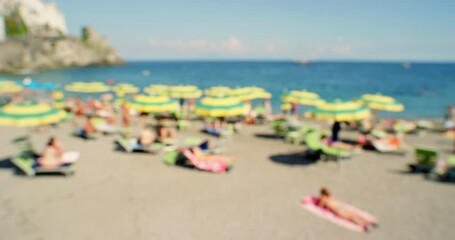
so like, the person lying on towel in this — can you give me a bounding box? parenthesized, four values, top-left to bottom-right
(318, 188, 376, 231)
(37, 137, 80, 168)
(189, 146, 233, 165)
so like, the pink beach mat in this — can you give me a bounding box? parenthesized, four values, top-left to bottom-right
(301, 195, 377, 232)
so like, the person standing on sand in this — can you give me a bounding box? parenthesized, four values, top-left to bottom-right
(121, 103, 131, 128)
(331, 122, 341, 142)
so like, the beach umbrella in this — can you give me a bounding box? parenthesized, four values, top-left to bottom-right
(125, 94, 178, 113)
(205, 86, 231, 97)
(282, 90, 324, 106)
(144, 85, 169, 95)
(306, 100, 371, 122)
(195, 95, 247, 118)
(358, 93, 404, 112)
(281, 103, 292, 111)
(253, 90, 272, 99)
(168, 85, 202, 99)
(52, 91, 65, 109)
(228, 87, 258, 101)
(306, 100, 371, 141)
(0, 81, 23, 93)
(65, 82, 111, 93)
(0, 101, 65, 127)
(112, 83, 139, 94)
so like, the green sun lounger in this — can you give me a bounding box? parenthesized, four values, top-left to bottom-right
(409, 147, 438, 173)
(116, 136, 164, 153)
(272, 120, 287, 138)
(427, 155, 455, 181)
(304, 131, 353, 161)
(10, 156, 75, 177)
(164, 150, 184, 165)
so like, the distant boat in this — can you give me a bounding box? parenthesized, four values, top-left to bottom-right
(293, 59, 313, 65)
(402, 62, 412, 69)
(142, 70, 150, 76)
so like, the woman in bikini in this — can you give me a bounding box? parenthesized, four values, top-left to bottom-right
(318, 188, 375, 230)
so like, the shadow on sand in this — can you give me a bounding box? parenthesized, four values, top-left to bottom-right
(255, 133, 281, 140)
(270, 152, 317, 166)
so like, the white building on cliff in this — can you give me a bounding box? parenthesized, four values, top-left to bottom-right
(0, 0, 67, 41)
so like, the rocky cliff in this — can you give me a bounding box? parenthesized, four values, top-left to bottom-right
(0, 0, 124, 73)
(0, 27, 124, 73)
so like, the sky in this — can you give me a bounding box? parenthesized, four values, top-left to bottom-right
(55, 0, 455, 61)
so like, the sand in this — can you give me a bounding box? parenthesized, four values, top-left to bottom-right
(0, 120, 454, 240)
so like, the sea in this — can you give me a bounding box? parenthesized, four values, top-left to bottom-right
(1, 61, 454, 119)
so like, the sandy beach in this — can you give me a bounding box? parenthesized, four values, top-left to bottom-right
(0, 119, 454, 240)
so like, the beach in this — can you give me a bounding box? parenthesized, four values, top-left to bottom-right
(1, 120, 454, 240)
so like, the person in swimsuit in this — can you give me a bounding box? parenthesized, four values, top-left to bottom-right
(318, 188, 375, 230)
(138, 126, 155, 147)
(190, 146, 233, 165)
(38, 137, 79, 168)
(121, 103, 131, 128)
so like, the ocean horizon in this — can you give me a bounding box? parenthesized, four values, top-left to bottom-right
(1, 61, 454, 119)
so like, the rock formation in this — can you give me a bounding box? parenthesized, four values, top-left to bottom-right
(0, 0, 124, 73)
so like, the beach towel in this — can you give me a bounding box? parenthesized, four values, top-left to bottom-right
(61, 151, 80, 163)
(301, 196, 377, 232)
(182, 150, 228, 173)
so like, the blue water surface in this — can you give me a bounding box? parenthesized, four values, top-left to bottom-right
(1, 61, 454, 119)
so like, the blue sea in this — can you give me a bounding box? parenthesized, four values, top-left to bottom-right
(1, 61, 454, 119)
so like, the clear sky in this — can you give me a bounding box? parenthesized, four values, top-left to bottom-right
(55, 0, 455, 61)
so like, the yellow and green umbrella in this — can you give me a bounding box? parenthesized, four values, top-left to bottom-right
(168, 85, 202, 99)
(144, 85, 169, 95)
(205, 86, 231, 97)
(253, 90, 272, 99)
(65, 82, 111, 93)
(53, 91, 64, 109)
(195, 95, 247, 117)
(0, 81, 23, 93)
(229, 87, 258, 101)
(281, 102, 292, 111)
(112, 83, 139, 94)
(358, 93, 404, 112)
(0, 101, 65, 127)
(306, 100, 371, 122)
(282, 90, 324, 106)
(125, 94, 178, 113)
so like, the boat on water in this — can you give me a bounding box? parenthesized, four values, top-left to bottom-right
(402, 62, 412, 69)
(293, 59, 313, 65)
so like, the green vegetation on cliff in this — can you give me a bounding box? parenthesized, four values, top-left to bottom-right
(5, 10, 28, 37)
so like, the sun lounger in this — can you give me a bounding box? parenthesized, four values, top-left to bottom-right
(204, 124, 234, 138)
(427, 155, 455, 181)
(304, 131, 354, 161)
(409, 147, 438, 173)
(92, 117, 118, 134)
(116, 136, 164, 153)
(285, 125, 319, 145)
(177, 119, 191, 131)
(272, 120, 287, 138)
(10, 156, 75, 177)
